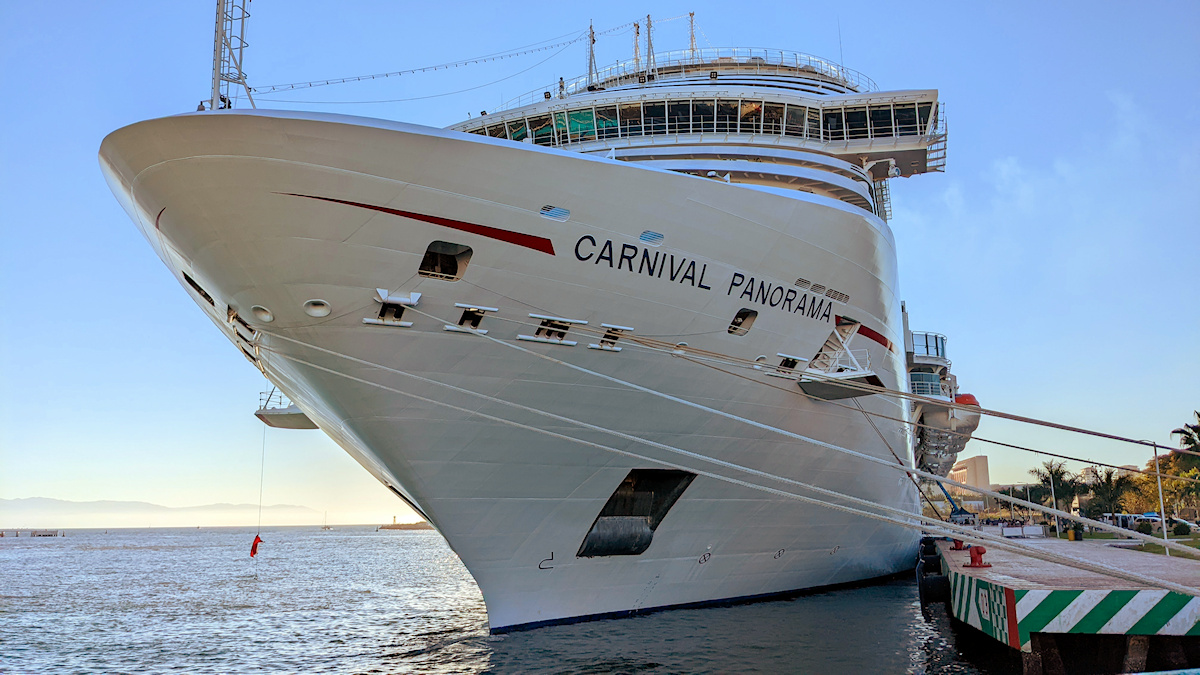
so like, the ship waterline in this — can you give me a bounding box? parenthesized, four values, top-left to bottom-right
(101, 109, 927, 631)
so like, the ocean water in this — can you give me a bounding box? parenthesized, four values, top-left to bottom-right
(1, 526, 1018, 674)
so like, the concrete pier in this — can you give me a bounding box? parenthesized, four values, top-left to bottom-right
(934, 539, 1200, 673)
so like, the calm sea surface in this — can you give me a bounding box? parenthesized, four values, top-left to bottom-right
(1, 526, 1019, 674)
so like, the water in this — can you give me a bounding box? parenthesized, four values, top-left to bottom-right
(1, 527, 1019, 673)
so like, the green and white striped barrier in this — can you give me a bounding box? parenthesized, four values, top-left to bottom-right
(946, 561, 1200, 651)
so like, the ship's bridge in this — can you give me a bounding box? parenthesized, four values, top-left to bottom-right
(447, 48, 946, 222)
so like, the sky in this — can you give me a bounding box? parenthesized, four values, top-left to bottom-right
(2, 2, 1198, 527)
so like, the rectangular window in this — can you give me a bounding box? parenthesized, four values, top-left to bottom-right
(918, 102, 933, 133)
(823, 109, 844, 141)
(869, 105, 894, 138)
(667, 100, 690, 134)
(893, 104, 918, 136)
(619, 103, 643, 137)
(595, 106, 619, 139)
(643, 101, 666, 134)
(486, 124, 507, 139)
(716, 99, 739, 133)
(739, 100, 763, 134)
(528, 114, 554, 146)
(763, 103, 785, 135)
(784, 105, 805, 136)
(553, 111, 568, 142)
(568, 108, 596, 141)
(692, 99, 714, 133)
(506, 119, 528, 142)
(807, 108, 821, 140)
(845, 107, 868, 139)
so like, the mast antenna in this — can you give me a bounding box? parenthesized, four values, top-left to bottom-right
(645, 15, 656, 78)
(688, 12, 696, 58)
(586, 22, 599, 88)
(207, 0, 256, 111)
(632, 22, 640, 71)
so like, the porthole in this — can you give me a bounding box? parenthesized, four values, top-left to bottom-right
(728, 308, 758, 336)
(251, 305, 274, 323)
(418, 241, 473, 281)
(303, 299, 331, 318)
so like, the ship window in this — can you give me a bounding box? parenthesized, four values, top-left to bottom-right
(823, 109, 844, 141)
(783, 104, 805, 136)
(595, 105, 619, 139)
(668, 100, 690, 134)
(552, 111, 568, 143)
(576, 469, 696, 558)
(894, 104, 918, 136)
(182, 272, 215, 306)
(918, 102, 933, 133)
(869, 105, 894, 138)
(728, 308, 758, 336)
(619, 103, 643, 136)
(467, 127, 485, 135)
(486, 124, 507, 139)
(568, 108, 596, 141)
(506, 119, 528, 142)
(643, 101, 666, 134)
(845, 107, 868, 139)
(418, 241, 472, 281)
(528, 114, 554, 146)
(692, 99, 714, 133)
(716, 99, 739, 133)
(807, 108, 821, 140)
(739, 100, 763, 134)
(763, 103, 785, 135)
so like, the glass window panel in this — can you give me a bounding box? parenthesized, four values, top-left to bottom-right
(528, 115, 554, 146)
(619, 103, 643, 137)
(668, 101, 690, 134)
(553, 112, 568, 142)
(784, 106, 806, 136)
(692, 99, 714, 133)
(893, 104, 918, 136)
(643, 101, 666, 134)
(506, 119, 528, 142)
(918, 102, 933, 133)
(595, 106, 619, 139)
(739, 100, 763, 134)
(869, 106, 893, 138)
(845, 107, 868, 139)
(763, 103, 785, 135)
(568, 108, 596, 141)
(806, 108, 821, 140)
(467, 127, 485, 135)
(716, 99, 739, 133)
(486, 123, 507, 139)
(822, 109, 844, 141)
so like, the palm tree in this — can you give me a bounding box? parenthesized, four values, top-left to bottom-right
(1029, 460, 1081, 531)
(1172, 411, 1200, 459)
(1089, 468, 1135, 517)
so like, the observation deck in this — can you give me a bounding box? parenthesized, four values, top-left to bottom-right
(448, 47, 946, 222)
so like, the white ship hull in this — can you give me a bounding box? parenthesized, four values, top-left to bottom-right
(101, 110, 921, 631)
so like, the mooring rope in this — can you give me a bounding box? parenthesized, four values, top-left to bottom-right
(256, 341, 1199, 596)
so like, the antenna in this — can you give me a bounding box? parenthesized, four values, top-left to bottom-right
(207, 0, 256, 111)
(645, 15, 656, 77)
(688, 12, 696, 58)
(632, 22, 640, 71)
(586, 22, 599, 88)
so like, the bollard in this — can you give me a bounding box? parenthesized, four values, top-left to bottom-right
(965, 546, 991, 568)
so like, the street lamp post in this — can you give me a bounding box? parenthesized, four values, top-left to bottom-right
(1151, 441, 1171, 557)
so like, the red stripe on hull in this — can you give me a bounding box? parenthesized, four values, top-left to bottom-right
(281, 193, 556, 256)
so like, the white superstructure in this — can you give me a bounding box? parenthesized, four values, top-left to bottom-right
(100, 27, 976, 631)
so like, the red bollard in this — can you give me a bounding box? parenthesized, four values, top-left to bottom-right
(951, 539, 965, 550)
(965, 546, 991, 568)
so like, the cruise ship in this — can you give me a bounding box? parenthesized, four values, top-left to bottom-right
(100, 14, 979, 631)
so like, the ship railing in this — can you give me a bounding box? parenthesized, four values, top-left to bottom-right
(909, 374, 952, 398)
(258, 387, 293, 412)
(498, 47, 876, 112)
(808, 348, 872, 375)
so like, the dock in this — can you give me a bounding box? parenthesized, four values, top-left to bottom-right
(933, 539, 1200, 673)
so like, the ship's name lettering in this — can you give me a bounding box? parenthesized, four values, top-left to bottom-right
(574, 235, 712, 290)
(726, 272, 832, 323)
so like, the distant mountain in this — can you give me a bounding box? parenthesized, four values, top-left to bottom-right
(0, 497, 320, 528)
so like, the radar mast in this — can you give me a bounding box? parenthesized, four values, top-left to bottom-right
(207, 0, 256, 110)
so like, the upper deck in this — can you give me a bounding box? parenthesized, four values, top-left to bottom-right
(447, 48, 946, 220)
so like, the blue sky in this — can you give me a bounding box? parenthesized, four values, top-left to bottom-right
(2, 2, 1197, 526)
